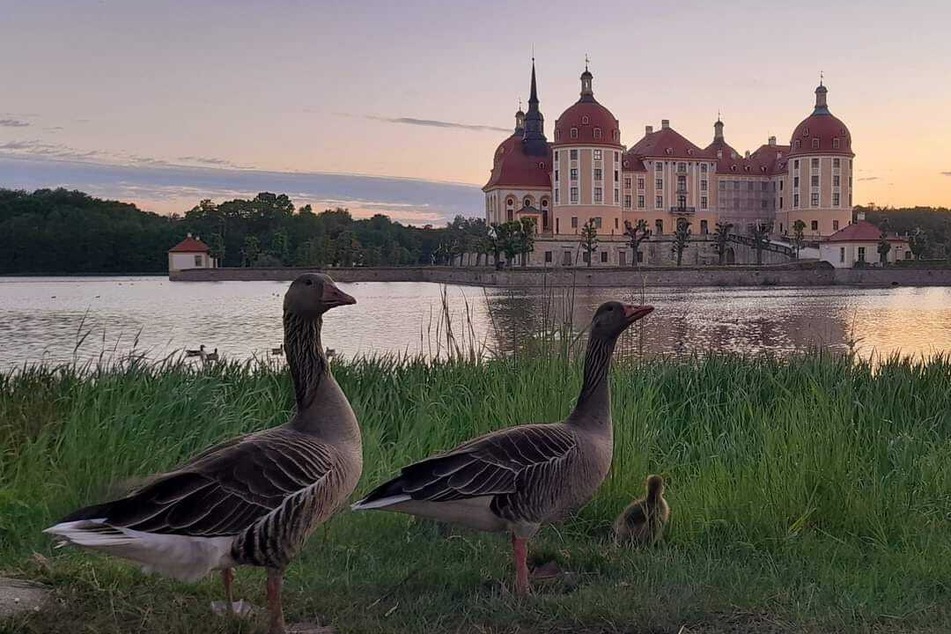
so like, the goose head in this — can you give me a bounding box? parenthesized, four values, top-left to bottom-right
(589, 301, 654, 340)
(284, 273, 356, 318)
(645, 474, 665, 497)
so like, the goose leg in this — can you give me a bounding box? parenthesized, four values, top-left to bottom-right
(511, 534, 531, 596)
(266, 568, 287, 634)
(222, 568, 235, 606)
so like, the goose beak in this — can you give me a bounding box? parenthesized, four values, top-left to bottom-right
(622, 304, 654, 323)
(322, 284, 357, 308)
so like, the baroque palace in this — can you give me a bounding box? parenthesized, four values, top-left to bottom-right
(483, 62, 855, 266)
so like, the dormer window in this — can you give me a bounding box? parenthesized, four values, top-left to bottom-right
(795, 140, 801, 150)
(538, 162, 545, 169)
(555, 130, 560, 141)
(833, 137, 841, 149)
(812, 138, 820, 150)
(665, 148, 672, 155)
(593, 127, 602, 139)
(613, 130, 619, 141)
(687, 149, 693, 155)
(803, 127, 810, 136)
(582, 115, 589, 124)
(570, 127, 578, 139)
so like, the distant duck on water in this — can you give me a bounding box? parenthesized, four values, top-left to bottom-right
(185, 345, 206, 358)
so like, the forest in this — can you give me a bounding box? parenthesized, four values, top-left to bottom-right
(0, 188, 947, 274)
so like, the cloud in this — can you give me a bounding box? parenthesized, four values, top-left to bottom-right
(0, 139, 248, 171)
(857, 176, 880, 181)
(356, 114, 510, 133)
(941, 171, 951, 177)
(0, 119, 30, 128)
(176, 155, 242, 168)
(0, 154, 482, 225)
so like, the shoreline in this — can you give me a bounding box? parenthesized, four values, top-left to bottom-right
(169, 264, 951, 288)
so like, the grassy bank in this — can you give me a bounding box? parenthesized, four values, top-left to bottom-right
(1, 352, 949, 633)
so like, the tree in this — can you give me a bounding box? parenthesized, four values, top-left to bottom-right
(623, 219, 651, 267)
(241, 235, 260, 267)
(909, 228, 927, 261)
(878, 230, 892, 266)
(517, 217, 536, 266)
(713, 221, 734, 265)
(671, 218, 691, 266)
(791, 219, 806, 259)
(579, 219, 599, 267)
(748, 221, 772, 265)
(270, 229, 289, 264)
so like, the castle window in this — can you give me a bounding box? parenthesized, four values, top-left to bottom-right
(701, 180, 708, 191)
(570, 168, 578, 180)
(833, 192, 840, 206)
(655, 162, 662, 171)
(555, 189, 560, 203)
(541, 198, 549, 208)
(555, 150, 559, 161)
(594, 187, 603, 203)
(793, 193, 800, 207)
(570, 149, 578, 160)
(555, 169, 560, 181)
(637, 177, 645, 189)
(637, 195, 645, 208)
(812, 138, 820, 150)
(655, 178, 663, 189)
(625, 194, 632, 208)
(701, 164, 708, 173)
(594, 149, 602, 160)
(507, 198, 514, 207)
(582, 115, 589, 124)
(613, 130, 619, 141)
(625, 177, 632, 189)
(811, 192, 820, 207)
(593, 127, 602, 139)
(833, 175, 840, 187)
(700, 219, 708, 233)
(571, 216, 578, 228)
(545, 251, 553, 263)
(833, 137, 841, 149)
(833, 158, 840, 168)
(614, 152, 619, 162)
(614, 187, 619, 203)
(593, 217, 602, 229)
(538, 162, 545, 169)
(701, 197, 708, 210)
(655, 219, 664, 234)
(794, 159, 800, 170)
(570, 187, 579, 203)
(600, 251, 608, 263)
(555, 130, 560, 141)
(811, 175, 819, 187)
(795, 140, 801, 150)
(524, 197, 532, 208)
(811, 158, 819, 169)
(594, 168, 603, 181)
(812, 220, 819, 231)
(655, 196, 663, 210)
(833, 220, 839, 230)
(570, 127, 578, 139)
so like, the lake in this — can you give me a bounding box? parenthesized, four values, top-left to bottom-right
(1, 276, 950, 369)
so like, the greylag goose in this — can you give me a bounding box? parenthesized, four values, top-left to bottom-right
(185, 344, 206, 358)
(613, 474, 670, 546)
(352, 301, 654, 595)
(45, 273, 362, 634)
(272, 344, 284, 356)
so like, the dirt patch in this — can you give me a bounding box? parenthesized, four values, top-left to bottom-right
(0, 576, 50, 619)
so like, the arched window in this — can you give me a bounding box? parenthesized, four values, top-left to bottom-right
(812, 138, 820, 150)
(523, 196, 532, 208)
(570, 127, 578, 139)
(506, 198, 514, 208)
(593, 127, 602, 139)
(613, 130, 619, 141)
(795, 140, 801, 150)
(541, 198, 549, 209)
(582, 115, 589, 124)
(833, 138, 841, 149)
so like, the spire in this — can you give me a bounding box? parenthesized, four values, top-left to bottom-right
(522, 56, 547, 155)
(714, 112, 724, 141)
(579, 57, 594, 102)
(813, 76, 830, 115)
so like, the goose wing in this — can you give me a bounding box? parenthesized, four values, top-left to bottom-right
(357, 423, 578, 507)
(58, 428, 336, 537)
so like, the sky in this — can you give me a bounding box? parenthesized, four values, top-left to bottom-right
(1, 0, 949, 224)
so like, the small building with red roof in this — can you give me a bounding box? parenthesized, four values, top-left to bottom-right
(819, 216, 909, 268)
(168, 233, 217, 272)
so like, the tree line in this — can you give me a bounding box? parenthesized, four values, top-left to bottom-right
(1, 188, 947, 274)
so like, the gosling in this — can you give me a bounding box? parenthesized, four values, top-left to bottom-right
(613, 475, 670, 546)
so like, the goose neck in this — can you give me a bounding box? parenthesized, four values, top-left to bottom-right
(284, 312, 327, 413)
(569, 335, 617, 426)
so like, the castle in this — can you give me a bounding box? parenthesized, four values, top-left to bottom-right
(483, 62, 854, 266)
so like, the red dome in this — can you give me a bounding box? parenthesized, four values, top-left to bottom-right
(788, 85, 853, 157)
(482, 133, 552, 190)
(554, 100, 621, 147)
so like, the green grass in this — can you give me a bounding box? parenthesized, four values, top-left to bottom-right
(1, 351, 949, 633)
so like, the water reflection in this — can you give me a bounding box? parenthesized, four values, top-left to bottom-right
(0, 277, 948, 369)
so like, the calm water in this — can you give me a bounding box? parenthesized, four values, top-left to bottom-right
(1, 276, 949, 369)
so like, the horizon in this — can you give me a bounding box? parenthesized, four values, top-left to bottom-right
(2, 0, 949, 225)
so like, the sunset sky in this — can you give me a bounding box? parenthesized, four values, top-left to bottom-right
(1, 0, 949, 224)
